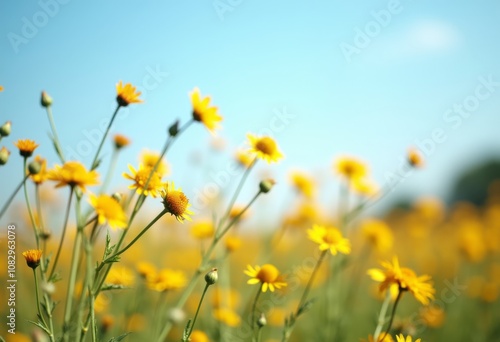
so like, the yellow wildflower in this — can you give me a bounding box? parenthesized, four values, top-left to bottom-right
(190, 87, 222, 133)
(48, 161, 99, 192)
(116, 81, 142, 106)
(88, 194, 127, 229)
(245, 264, 287, 292)
(307, 224, 351, 255)
(247, 133, 283, 163)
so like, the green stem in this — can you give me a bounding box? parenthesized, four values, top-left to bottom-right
(0, 174, 28, 220)
(49, 187, 74, 280)
(90, 104, 120, 170)
(183, 283, 211, 341)
(373, 289, 394, 341)
(251, 284, 263, 331)
(296, 250, 328, 315)
(99, 147, 119, 194)
(33, 268, 48, 330)
(21, 158, 40, 249)
(378, 289, 403, 342)
(46, 105, 66, 162)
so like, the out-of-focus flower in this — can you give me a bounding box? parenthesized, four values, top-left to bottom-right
(190, 221, 214, 239)
(0, 121, 11, 137)
(361, 219, 393, 254)
(123, 164, 163, 198)
(189, 330, 210, 342)
(113, 134, 131, 149)
(89, 194, 127, 229)
(234, 149, 254, 168)
(49, 161, 99, 192)
(41, 91, 53, 107)
(361, 335, 394, 342)
(407, 147, 424, 168)
(147, 268, 187, 292)
(161, 181, 193, 222)
(420, 306, 445, 328)
(289, 171, 315, 198)
(213, 308, 241, 327)
(190, 87, 222, 134)
(22, 249, 43, 269)
(307, 224, 351, 255)
(0, 146, 11, 165)
(14, 139, 39, 158)
(245, 264, 287, 292)
(351, 176, 379, 197)
(105, 266, 135, 287)
(458, 221, 486, 262)
(116, 81, 142, 107)
(30, 156, 49, 184)
(395, 334, 421, 342)
(334, 156, 368, 180)
(94, 293, 110, 313)
(212, 288, 241, 309)
(225, 236, 242, 252)
(247, 134, 283, 163)
(368, 256, 435, 305)
(136, 262, 157, 281)
(140, 150, 169, 175)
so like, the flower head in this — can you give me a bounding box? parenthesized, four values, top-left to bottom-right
(361, 219, 393, 253)
(190, 220, 214, 239)
(368, 256, 435, 305)
(48, 161, 99, 192)
(307, 224, 351, 255)
(190, 330, 210, 342)
(190, 87, 222, 134)
(123, 164, 163, 198)
(22, 249, 43, 269)
(147, 268, 187, 292)
(106, 266, 135, 287)
(213, 308, 241, 327)
(289, 171, 315, 198)
(140, 150, 168, 175)
(247, 133, 283, 163)
(334, 156, 368, 180)
(362, 334, 394, 342)
(351, 176, 378, 197)
(89, 194, 127, 229)
(30, 156, 49, 184)
(14, 139, 39, 158)
(234, 149, 254, 168)
(407, 147, 424, 168)
(113, 134, 131, 149)
(160, 181, 193, 222)
(395, 334, 421, 342)
(116, 81, 143, 106)
(0, 121, 11, 137)
(41, 91, 53, 107)
(0, 147, 11, 165)
(244, 264, 287, 292)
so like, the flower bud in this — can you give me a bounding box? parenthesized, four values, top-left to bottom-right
(257, 313, 267, 328)
(41, 91, 53, 107)
(0, 147, 10, 165)
(204, 268, 218, 285)
(0, 121, 11, 137)
(111, 192, 123, 203)
(259, 179, 276, 193)
(28, 159, 42, 175)
(168, 120, 180, 137)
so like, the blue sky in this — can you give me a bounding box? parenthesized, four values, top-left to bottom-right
(1, 0, 500, 221)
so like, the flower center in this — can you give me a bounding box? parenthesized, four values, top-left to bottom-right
(257, 264, 279, 283)
(323, 229, 341, 244)
(255, 137, 276, 155)
(165, 191, 189, 216)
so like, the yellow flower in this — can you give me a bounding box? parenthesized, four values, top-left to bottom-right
(113, 134, 131, 149)
(307, 224, 351, 255)
(106, 266, 135, 287)
(213, 308, 241, 327)
(407, 147, 424, 168)
(22, 249, 43, 269)
(14, 139, 39, 158)
(229, 205, 250, 221)
(48, 161, 99, 192)
(368, 256, 435, 305)
(190, 87, 222, 133)
(395, 334, 421, 342)
(247, 133, 283, 163)
(88, 194, 127, 229)
(0, 85, 3, 92)
(140, 150, 169, 175)
(94, 293, 110, 313)
(30, 156, 49, 185)
(190, 330, 210, 342)
(147, 268, 187, 292)
(234, 149, 254, 168)
(419, 306, 445, 328)
(212, 288, 241, 309)
(334, 156, 368, 180)
(244, 264, 287, 292)
(123, 164, 163, 198)
(190, 221, 214, 239)
(225, 236, 242, 252)
(289, 171, 315, 198)
(361, 334, 394, 342)
(116, 81, 142, 106)
(361, 219, 393, 253)
(136, 262, 157, 281)
(351, 176, 378, 197)
(160, 181, 193, 222)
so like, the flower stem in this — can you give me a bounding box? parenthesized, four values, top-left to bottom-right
(21, 158, 40, 249)
(49, 187, 74, 280)
(251, 284, 263, 331)
(99, 147, 119, 194)
(46, 105, 66, 162)
(90, 104, 120, 170)
(33, 269, 49, 331)
(378, 289, 403, 342)
(297, 250, 328, 315)
(182, 283, 211, 342)
(0, 174, 28, 219)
